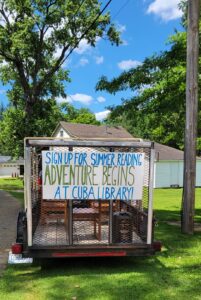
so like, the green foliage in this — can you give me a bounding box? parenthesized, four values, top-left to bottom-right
(0, 0, 119, 156)
(60, 103, 100, 125)
(71, 108, 100, 125)
(0, 101, 100, 156)
(96, 26, 199, 151)
(0, 0, 120, 114)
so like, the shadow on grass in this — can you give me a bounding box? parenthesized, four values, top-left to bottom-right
(2, 253, 201, 300)
(2, 221, 201, 300)
(2, 214, 201, 299)
(155, 208, 201, 223)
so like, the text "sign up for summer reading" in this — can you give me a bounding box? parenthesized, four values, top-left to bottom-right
(42, 151, 145, 200)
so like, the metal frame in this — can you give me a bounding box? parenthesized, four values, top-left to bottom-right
(25, 137, 153, 149)
(24, 138, 155, 252)
(24, 146, 32, 246)
(147, 148, 155, 244)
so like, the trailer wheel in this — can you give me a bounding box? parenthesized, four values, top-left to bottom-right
(16, 211, 26, 243)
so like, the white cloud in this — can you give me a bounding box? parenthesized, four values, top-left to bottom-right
(79, 58, 89, 66)
(67, 93, 93, 105)
(56, 96, 72, 103)
(75, 39, 91, 54)
(122, 40, 128, 46)
(118, 59, 142, 71)
(95, 110, 110, 121)
(75, 36, 101, 55)
(56, 93, 93, 105)
(95, 56, 104, 65)
(97, 96, 106, 103)
(53, 47, 71, 67)
(117, 23, 126, 33)
(45, 27, 53, 38)
(147, 0, 182, 21)
(54, 47, 62, 58)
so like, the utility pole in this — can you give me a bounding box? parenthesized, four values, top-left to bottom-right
(182, 0, 200, 234)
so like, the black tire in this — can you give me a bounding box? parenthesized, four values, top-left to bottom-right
(16, 211, 26, 243)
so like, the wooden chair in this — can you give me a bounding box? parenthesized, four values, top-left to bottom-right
(40, 199, 67, 226)
(73, 207, 99, 238)
(91, 200, 119, 241)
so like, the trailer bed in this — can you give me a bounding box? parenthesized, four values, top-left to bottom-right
(33, 220, 143, 246)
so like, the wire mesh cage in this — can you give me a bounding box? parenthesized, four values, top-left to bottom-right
(26, 140, 153, 248)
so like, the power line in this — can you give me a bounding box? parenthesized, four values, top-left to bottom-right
(61, 0, 113, 66)
(112, 0, 131, 19)
(74, 0, 87, 16)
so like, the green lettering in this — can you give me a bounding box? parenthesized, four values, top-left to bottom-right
(86, 165, 92, 185)
(44, 165, 51, 185)
(128, 166, 135, 186)
(51, 165, 57, 184)
(102, 166, 108, 185)
(56, 165, 63, 184)
(69, 165, 75, 185)
(92, 166, 98, 185)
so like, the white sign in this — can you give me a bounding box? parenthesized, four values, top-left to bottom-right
(42, 151, 145, 200)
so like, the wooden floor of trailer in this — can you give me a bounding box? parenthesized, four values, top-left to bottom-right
(33, 221, 143, 246)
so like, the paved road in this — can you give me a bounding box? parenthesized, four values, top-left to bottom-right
(0, 190, 21, 275)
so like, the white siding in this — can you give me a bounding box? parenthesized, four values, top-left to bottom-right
(54, 125, 70, 138)
(0, 165, 20, 177)
(196, 161, 201, 186)
(154, 160, 201, 188)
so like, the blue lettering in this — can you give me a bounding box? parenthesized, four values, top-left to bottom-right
(88, 186, 95, 199)
(105, 187, 110, 200)
(83, 186, 88, 199)
(54, 186, 61, 199)
(110, 187, 115, 200)
(91, 153, 96, 166)
(63, 186, 69, 198)
(45, 152, 51, 164)
(72, 186, 77, 199)
(122, 187, 127, 200)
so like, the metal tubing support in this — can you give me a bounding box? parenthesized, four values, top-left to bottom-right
(25, 147, 32, 247)
(27, 138, 152, 149)
(69, 200, 73, 245)
(147, 148, 155, 244)
(109, 200, 113, 244)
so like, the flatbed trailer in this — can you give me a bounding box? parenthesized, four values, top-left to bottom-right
(14, 138, 161, 258)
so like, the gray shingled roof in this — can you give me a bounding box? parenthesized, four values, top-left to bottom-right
(0, 156, 12, 163)
(0, 156, 24, 164)
(53, 122, 200, 161)
(58, 122, 135, 139)
(155, 143, 185, 161)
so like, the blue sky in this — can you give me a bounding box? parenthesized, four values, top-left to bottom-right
(0, 0, 183, 121)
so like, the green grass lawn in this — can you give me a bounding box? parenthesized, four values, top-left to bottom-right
(0, 177, 23, 191)
(0, 178, 24, 207)
(1, 188, 201, 300)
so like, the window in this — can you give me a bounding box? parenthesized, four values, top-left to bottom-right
(60, 130, 64, 137)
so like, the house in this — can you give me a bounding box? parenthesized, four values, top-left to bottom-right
(154, 143, 201, 188)
(52, 122, 201, 188)
(0, 156, 24, 177)
(52, 121, 136, 140)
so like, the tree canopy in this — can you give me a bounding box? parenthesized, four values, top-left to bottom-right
(0, 0, 120, 156)
(0, 0, 119, 118)
(0, 102, 100, 156)
(96, 6, 201, 151)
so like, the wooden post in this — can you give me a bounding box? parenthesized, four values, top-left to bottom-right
(182, 0, 200, 234)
